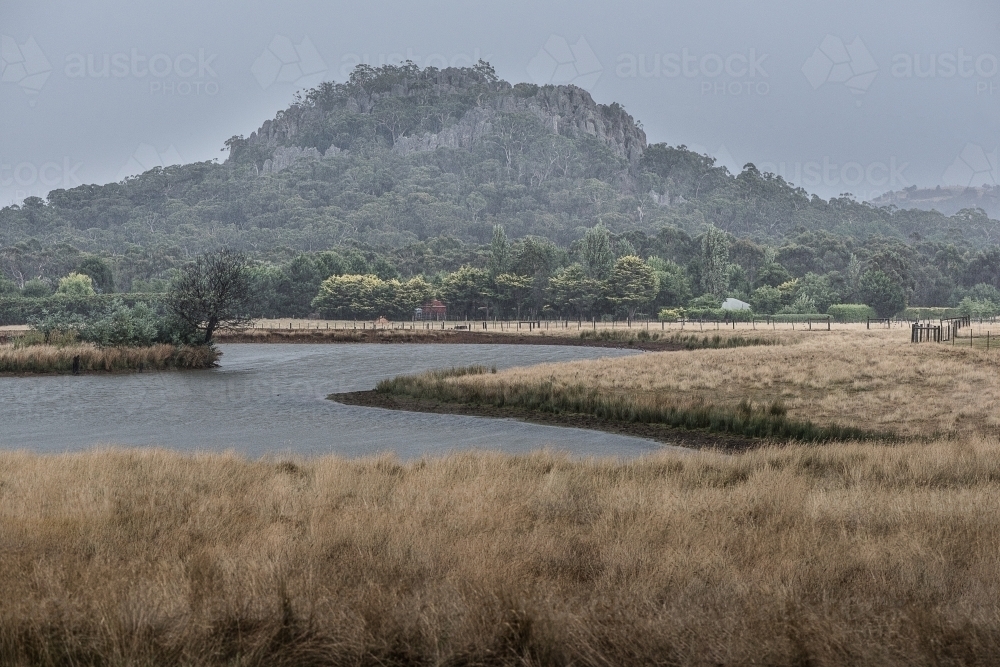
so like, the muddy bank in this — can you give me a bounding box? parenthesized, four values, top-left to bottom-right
(330, 390, 758, 453)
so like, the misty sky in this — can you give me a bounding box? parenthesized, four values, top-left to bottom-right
(2, 0, 999, 206)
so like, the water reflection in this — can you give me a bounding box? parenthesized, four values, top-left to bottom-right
(1, 344, 676, 458)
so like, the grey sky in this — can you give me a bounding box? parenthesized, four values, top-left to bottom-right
(2, 0, 998, 206)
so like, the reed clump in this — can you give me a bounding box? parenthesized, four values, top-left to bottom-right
(2, 443, 1000, 665)
(376, 366, 878, 442)
(0, 342, 219, 374)
(579, 329, 780, 348)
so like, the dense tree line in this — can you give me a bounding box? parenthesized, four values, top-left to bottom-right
(5, 219, 1000, 322)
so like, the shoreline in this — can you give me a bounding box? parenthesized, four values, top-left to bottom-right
(330, 390, 758, 452)
(215, 327, 752, 352)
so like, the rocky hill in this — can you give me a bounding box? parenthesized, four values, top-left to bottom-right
(4, 62, 1000, 297)
(232, 62, 646, 174)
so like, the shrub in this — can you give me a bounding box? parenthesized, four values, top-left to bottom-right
(859, 270, 906, 318)
(56, 272, 96, 297)
(957, 297, 1000, 319)
(749, 285, 782, 314)
(0, 294, 164, 326)
(658, 308, 685, 321)
(26, 298, 202, 349)
(80, 300, 160, 347)
(827, 304, 876, 323)
(779, 293, 818, 315)
(20, 279, 52, 298)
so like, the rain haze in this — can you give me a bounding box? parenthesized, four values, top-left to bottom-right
(3, 0, 1000, 205)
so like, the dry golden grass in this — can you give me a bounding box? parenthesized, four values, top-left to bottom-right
(446, 327, 1000, 438)
(0, 343, 218, 374)
(3, 442, 1000, 665)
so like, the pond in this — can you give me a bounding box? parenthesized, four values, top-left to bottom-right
(0, 344, 675, 458)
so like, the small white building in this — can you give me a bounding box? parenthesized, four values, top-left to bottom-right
(721, 297, 751, 311)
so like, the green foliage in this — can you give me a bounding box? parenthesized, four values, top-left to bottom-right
(493, 273, 533, 319)
(755, 263, 793, 288)
(311, 274, 430, 320)
(25, 297, 195, 348)
(963, 283, 1000, 304)
(797, 272, 839, 313)
(166, 249, 254, 344)
(859, 270, 907, 318)
(79, 300, 160, 347)
(647, 257, 691, 308)
(607, 256, 659, 319)
(687, 294, 721, 310)
(440, 266, 491, 319)
(749, 285, 782, 314)
(1, 294, 163, 327)
(487, 224, 510, 277)
(76, 256, 115, 293)
(780, 293, 818, 315)
(582, 224, 614, 280)
(699, 226, 730, 297)
(957, 297, 1000, 319)
(827, 304, 876, 323)
(547, 264, 600, 318)
(21, 279, 52, 298)
(56, 272, 96, 297)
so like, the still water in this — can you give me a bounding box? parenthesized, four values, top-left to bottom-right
(0, 344, 673, 458)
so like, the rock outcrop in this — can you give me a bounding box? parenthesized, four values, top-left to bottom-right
(237, 65, 647, 174)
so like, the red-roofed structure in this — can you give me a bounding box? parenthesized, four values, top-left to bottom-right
(414, 300, 447, 321)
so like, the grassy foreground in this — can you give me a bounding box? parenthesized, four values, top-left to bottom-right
(0, 343, 219, 374)
(3, 443, 1000, 665)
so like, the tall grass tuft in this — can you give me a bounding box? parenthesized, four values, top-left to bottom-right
(376, 366, 882, 443)
(579, 329, 779, 349)
(0, 343, 219, 374)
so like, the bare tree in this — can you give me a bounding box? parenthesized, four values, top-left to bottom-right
(167, 249, 254, 344)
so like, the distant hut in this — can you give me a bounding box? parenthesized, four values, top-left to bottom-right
(415, 299, 447, 321)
